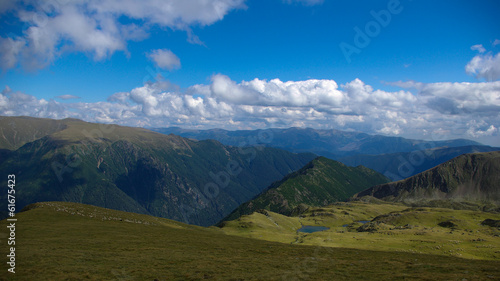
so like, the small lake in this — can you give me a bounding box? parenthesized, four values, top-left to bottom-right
(297, 225, 330, 233)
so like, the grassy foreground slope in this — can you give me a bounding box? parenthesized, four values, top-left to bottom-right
(1, 202, 499, 280)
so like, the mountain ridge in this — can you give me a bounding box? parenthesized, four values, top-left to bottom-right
(339, 145, 500, 181)
(355, 151, 500, 205)
(152, 126, 483, 159)
(0, 116, 316, 226)
(221, 156, 389, 222)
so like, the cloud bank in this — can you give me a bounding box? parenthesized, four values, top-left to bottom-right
(1, 75, 499, 144)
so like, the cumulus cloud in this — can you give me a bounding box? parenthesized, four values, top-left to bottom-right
(0, 86, 68, 118)
(466, 120, 498, 138)
(147, 49, 181, 71)
(201, 74, 346, 108)
(0, 37, 25, 71)
(466, 47, 500, 81)
(2, 75, 498, 145)
(0, 0, 245, 70)
(471, 44, 486, 53)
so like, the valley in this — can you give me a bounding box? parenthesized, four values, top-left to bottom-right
(219, 199, 500, 260)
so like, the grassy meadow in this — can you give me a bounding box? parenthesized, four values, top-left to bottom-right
(0, 201, 499, 280)
(220, 200, 500, 260)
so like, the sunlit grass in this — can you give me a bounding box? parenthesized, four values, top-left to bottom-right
(221, 201, 500, 260)
(1, 201, 499, 280)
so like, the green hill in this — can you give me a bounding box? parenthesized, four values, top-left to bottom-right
(1, 201, 499, 280)
(221, 156, 389, 222)
(355, 151, 500, 207)
(0, 116, 315, 226)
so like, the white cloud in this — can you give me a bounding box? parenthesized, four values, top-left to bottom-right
(493, 39, 500, 46)
(0, 37, 25, 71)
(0, 87, 68, 118)
(204, 74, 346, 107)
(466, 120, 498, 138)
(377, 123, 401, 135)
(418, 81, 500, 114)
(0, 0, 245, 70)
(147, 49, 181, 71)
(466, 51, 500, 81)
(1, 76, 499, 144)
(471, 44, 486, 53)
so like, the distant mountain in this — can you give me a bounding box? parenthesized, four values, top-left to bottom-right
(0, 116, 315, 226)
(339, 145, 500, 181)
(355, 151, 500, 205)
(152, 127, 483, 159)
(221, 156, 389, 222)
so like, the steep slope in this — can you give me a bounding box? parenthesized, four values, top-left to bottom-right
(339, 145, 500, 181)
(153, 127, 482, 158)
(222, 156, 389, 221)
(355, 151, 500, 204)
(0, 116, 315, 226)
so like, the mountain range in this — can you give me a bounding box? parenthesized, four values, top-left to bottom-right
(2, 116, 498, 227)
(153, 127, 498, 180)
(152, 127, 484, 159)
(2, 116, 500, 279)
(0, 116, 315, 226)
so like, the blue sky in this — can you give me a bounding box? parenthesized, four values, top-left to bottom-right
(0, 0, 499, 145)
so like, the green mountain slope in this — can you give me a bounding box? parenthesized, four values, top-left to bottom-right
(0, 116, 70, 150)
(0, 116, 315, 226)
(339, 145, 500, 181)
(222, 156, 389, 221)
(1, 201, 499, 280)
(355, 151, 500, 205)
